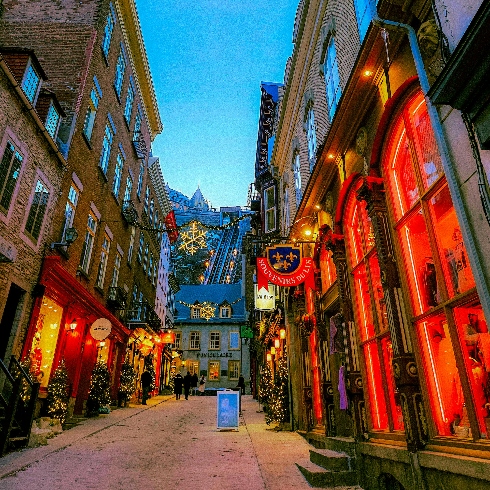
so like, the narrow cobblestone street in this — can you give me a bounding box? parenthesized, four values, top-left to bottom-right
(0, 395, 317, 490)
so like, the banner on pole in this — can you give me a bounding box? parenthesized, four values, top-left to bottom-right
(256, 245, 315, 292)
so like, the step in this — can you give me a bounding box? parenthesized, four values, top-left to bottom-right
(310, 448, 351, 472)
(296, 459, 359, 488)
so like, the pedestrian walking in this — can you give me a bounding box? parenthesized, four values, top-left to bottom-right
(141, 369, 152, 405)
(238, 373, 246, 395)
(174, 372, 183, 400)
(198, 374, 206, 395)
(183, 371, 192, 400)
(191, 372, 198, 395)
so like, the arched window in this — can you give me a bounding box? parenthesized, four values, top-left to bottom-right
(306, 109, 317, 172)
(345, 179, 403, 431)
(293, 153, 302, 206)
(382, 92, 487, 439)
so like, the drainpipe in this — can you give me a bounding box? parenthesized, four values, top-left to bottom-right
(372, 12, 490, 330)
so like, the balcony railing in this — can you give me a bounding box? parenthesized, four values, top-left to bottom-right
(122, 200, 139, 225)
(107, 286, 127, 310)
(124, 301, 161, 332)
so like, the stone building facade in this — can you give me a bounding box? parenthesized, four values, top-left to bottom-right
(250, 0, 490, 488)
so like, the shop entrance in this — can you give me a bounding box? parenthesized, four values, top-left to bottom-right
(0, 283, 24, 360)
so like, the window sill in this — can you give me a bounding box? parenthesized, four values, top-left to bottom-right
(112, 191, 120, 205)
(101, 49, 110, 67)
(94, 285, 105, 296)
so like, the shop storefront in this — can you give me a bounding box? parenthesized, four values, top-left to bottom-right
(333, 84, 490, 443)
(23, 256, 129, 416)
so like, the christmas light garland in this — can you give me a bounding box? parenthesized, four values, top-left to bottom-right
(177, 297, 243, 321)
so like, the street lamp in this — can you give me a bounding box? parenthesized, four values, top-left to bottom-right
(51, 227, 79, 250)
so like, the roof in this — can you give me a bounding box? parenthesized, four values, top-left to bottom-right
(175, 283, 245, 320)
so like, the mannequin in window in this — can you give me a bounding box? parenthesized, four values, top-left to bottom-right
(421, 258, 438, 307)
(452, 227, 471, 293)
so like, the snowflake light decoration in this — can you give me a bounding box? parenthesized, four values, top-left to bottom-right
(200, 302, 215, 321)
(178, 221, 207, 255)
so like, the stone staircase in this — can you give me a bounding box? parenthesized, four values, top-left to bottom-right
(296, 433, 362, 489)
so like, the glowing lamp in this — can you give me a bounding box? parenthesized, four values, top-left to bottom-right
(274, 338, 280, 349)
(279, 328, 286, 339)
(266, 352, 272, 362)
(271, 346, 276, 355)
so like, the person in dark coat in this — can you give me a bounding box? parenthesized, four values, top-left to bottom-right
(191, 372, 198, 396)
(141, 370, 152, 405)
(183, 371, 192, 400)
(174, 372, 183, 400)
(238, 374, 246, 395)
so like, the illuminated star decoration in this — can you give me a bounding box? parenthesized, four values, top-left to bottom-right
(200, 302, 216, 321)
(178, 221, 207, 255)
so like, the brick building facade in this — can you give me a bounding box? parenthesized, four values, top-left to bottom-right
(0, 0, 169, 416)
(0, 52, 65, 363)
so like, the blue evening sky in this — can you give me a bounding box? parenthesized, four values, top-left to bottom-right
(137, 0, 298, 209)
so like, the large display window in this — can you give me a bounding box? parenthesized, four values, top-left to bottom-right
(29, 296, 63, 388)
(383, 92, 485, 439)
(346, 182, 403, 431)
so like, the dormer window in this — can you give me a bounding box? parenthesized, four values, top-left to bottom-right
(45, 102, 61, 139)
(191, 306, 201, 319)
(220, 306, 231, 318)
(22, 61, 41, 104)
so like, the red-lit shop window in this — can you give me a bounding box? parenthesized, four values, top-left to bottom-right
(320, 246, 337, 292)
(384, 92, 486, 439)
(345, 181, 403, 431)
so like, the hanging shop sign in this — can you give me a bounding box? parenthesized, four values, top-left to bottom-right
(90, 318, 112, 341)
(256, 245, 315, 291)
(160, 331, 176, 344)
(254, 284, 275, 310)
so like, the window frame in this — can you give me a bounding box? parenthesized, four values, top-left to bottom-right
(113, 46, 127, 98)
(95, 232, 111, 289)
(209, 331, 221, 350)
(79, 211, 98, 274)
(21, 60, 41, 104)
(293, 152, 302, 206)
(83, 82, 101, 142)
(99, 122, 114, 175)
(23, 177, 50, 244)
(264, 185, 276, 233)
(189, 331, 201, 350)
(228, 360, 240, 381)
(229, 332, 240, 350)
(306, 108, 317, 172)
(208, 360, 220, 381)
(101, 5, 115, 58)
(0, 139, 24, 218)
(45, 102, 61, 140)
(220, 306, 231, 318)
(112, 151, 124, 198)
(323, 35, 342, 122)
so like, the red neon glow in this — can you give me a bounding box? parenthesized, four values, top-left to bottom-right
(364, 341, 388, 429)
(310, 328, 323, 424)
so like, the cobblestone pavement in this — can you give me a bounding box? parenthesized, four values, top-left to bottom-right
(0, 395, 317, 490)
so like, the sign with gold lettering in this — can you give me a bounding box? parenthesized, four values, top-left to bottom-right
(257, 245, 315, 291)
